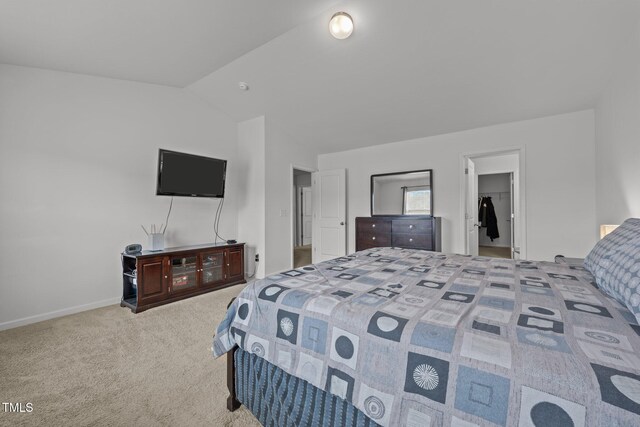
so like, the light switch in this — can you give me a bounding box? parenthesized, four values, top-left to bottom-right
(280, 209, 288, 217)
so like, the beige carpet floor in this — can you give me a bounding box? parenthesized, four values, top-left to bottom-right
(0, 284, 261, 427)
(293, 245, 312, 268)
(479, 245, 512, 259)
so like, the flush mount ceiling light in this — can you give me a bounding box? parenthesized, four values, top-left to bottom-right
(329, 12, 354, 39)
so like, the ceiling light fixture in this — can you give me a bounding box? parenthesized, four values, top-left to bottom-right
(329, 12, 354, 40)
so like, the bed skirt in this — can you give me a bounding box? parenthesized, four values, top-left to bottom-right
(234, 348, 378, 427)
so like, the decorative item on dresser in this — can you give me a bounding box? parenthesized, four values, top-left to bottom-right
(355, 216, 442, 251)
(121, 242, 245, 313)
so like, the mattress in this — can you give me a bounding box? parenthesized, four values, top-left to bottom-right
(214, 247, 640, 426)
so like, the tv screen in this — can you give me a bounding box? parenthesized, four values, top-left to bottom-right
(156, 149, 227, 198)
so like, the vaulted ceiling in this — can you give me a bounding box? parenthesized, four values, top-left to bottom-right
(0, 0, 339, 86)
(188, 0, 640, 152)
(1, 0, 638, 153)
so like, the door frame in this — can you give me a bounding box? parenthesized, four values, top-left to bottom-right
(290, 164, 316, 269)
(459, 147, 527, 259)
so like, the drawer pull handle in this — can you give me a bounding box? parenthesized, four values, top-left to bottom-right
(372, 236, 376, 240)
(409, 225, 414, 229)
(409, 238, 413, 242)
(372, 224, 376, 228)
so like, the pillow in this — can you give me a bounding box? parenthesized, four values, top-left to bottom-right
(594, 236, 640, 324)
(584, 218, 640, 275)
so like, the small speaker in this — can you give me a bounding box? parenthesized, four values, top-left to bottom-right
(125, 244, 142, 255)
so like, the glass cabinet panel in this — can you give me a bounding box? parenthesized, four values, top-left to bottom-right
(202, 252, 224, 285)
(170, 255, 197, 291)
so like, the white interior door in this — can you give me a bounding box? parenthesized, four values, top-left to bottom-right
(302, 187, 312, 245)
(465, 158, 479, 256)
(312, 169, 346, 263)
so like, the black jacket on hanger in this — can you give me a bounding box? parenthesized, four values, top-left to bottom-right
(478, 197, 500, 241)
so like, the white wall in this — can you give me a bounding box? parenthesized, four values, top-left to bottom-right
(318, 110, 597, 261)
(595, 22, 640, 225)
(236, 116, 266, 278)
(478, 173, 511, 248)
(264, 119, 318, 275)
(0, 65, 239, 329)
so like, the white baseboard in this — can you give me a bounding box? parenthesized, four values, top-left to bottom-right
(0, 297, 121, 331)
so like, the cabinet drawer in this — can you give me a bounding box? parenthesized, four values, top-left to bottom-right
(357, 242, 379, 251)
(359, 233, 391, 246)
(357, 233, 391, 250)
(392, 233, 432, 250)
(392, 219, 431, 234)
(357, 218, 391, 234)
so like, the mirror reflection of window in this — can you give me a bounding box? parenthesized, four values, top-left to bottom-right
(403, 186, 431, 215)
(371, 170, 432, 216)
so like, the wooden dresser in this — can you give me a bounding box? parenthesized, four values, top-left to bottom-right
(356, 216, 442, 252)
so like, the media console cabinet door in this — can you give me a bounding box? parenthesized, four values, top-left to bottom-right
(138, 256, 168, 303)
(200, 249, 226, 287)
(227, 247, 244, 281)
(168, 253, 198, 293)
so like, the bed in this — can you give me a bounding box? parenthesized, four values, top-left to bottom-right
(213, 240, 640, 426)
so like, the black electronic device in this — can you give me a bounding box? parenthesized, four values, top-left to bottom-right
(226, 239, 237, 244)
(156, 149, 227, 198)
(125, 244, 143, 255)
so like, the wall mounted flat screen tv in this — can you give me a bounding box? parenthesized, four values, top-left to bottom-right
(156, 149, 227, 198)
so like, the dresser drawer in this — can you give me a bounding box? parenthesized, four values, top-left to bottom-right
(392, 219, 432, 234)
(392, 233, 432, 250)
(357, 232, 391, 248)
(357, 217, 391, 234)
(357, 241, 383, 251)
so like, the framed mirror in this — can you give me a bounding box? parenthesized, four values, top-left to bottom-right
(371, 169, 433, 216)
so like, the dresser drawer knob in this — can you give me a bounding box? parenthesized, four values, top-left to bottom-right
(372, 224, 376, 228)
(409, 224, 414, 229)
(409, 238, 413, 242)
(372, 236, 376, 240)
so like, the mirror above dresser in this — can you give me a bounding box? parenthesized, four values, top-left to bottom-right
(371, 169, 433, 216)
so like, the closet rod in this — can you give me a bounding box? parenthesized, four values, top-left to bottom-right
(479, 191, 510, 200)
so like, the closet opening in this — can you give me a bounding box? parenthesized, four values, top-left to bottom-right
(478, 173, 513, 259)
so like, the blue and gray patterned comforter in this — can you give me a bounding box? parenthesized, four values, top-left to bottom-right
(213, 247, 640, 426)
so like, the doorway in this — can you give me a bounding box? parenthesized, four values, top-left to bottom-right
(478, 173, 513, 259)
(462, 150, 525, 260)
(293, 168, 313, 268)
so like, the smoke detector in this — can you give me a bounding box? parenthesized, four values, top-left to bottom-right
(238, 82, 249, 91)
